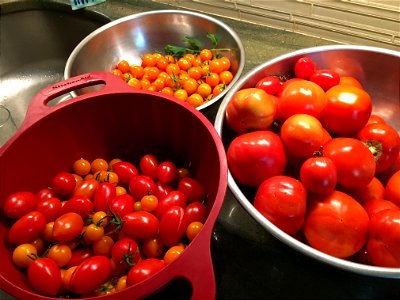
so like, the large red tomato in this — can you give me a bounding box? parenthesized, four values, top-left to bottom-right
(303, 190, 370, 258)
(367, 208, 400, 267)
(278, 80, 327, 121)
(28, 257, 62, 296)
(8, 211, 47, 245)
(227, 130, 287, 187)
(321, 84, 372, 135)
(254, 175, 307, 235)
(3, 191, 38, 219)
(225, 88, 277, 134)
(126, 258, 165, 286)
(323, 137, 376, 189)
(357, 122, 400, 173)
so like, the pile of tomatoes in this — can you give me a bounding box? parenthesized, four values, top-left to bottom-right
(111, 49, 234, 108)
(3, 154, 208, 297)
(225, 56, 400, 267)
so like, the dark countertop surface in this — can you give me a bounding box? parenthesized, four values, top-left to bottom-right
(1, 0, 399, 299)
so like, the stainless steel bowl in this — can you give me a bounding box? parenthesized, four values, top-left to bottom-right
(214, 45, 400, 278)
(64, 9, 245, 119)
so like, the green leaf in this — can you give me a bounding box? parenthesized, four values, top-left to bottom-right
(207, 33, 218, 46)
(182, 37, 201, 50)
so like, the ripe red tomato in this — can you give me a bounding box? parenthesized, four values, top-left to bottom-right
(386, 170, 400, 206)
(69, 255, 112, 295)
(157, 160, 177, 185)
(323, 137, 376, 189)
(357, 122, 400, 173)
(278, 80, 327, 121)
(8, 211, 47, 245)
(122, 211, 159, 240)
(129, 175, 156, 201)
(362, 198, 399, 219)
(36, 187, 56, 201)
(255, 75, 283, 95)
(225, 88, 277, 134)
(177, 177, 206, 203)
(153, 181, 174, 201)
(254, 175, 308, 235)
(93, 182, 116, 213)
(52, 212, 84, 243)
(36, 197, 62, 222)
(321, 84, 372, 135)
(185, 201, 207, 224)
(294, 56, 316, 80)
(3, 191, 38, 219)
(303, 190, 370, 258)
(28, 257, 62, 296)
(159, 205, 188, 247)
(109, 194, 135, 218)
(367, 208, 400, 267)
(51, 171, 76, 198)
(155, 190, 187, 219)
(126, 258, 165, 286)
(65, 247, 93, 269)
(309, 69, 340, 91)
(345, 177, 385, 204)
(112, 161, 138, 186)
(227, 130, 287, 187)
(280, 113, 326, 159)
(139, 154, 159, 181)
(111, 237, 141, 269)
(60, 195, 93, 220)
(73, 178, 99, 200)
(300, 155, 337, 195)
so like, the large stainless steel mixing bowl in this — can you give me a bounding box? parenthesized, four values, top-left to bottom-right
(64, 9, 245, 120)
(214, 45, 400, 278)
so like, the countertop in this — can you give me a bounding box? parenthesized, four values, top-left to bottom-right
(1, 0, 400, 299)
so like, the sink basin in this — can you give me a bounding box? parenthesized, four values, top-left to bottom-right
(0, 1, 111, 129)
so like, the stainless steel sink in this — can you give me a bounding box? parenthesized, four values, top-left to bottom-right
(0, 1, 111, 129)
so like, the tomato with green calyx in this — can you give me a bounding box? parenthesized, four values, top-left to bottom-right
(225, 88, 277, 134)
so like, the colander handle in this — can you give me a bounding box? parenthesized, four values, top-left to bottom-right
(21, 72, 134, 129)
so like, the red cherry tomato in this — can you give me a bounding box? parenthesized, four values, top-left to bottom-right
(303, 190, 370, 258)
(69, 255, 112, 295)
(36, 187, 56, 201)
(321, 84, 372, 135)
(278, 80, 327, 121)
(300, 155, 337, 195)
(225, 88, 277, 134)
(255, 75, 283, 95)
(227, 130, 287, 187)
(93, 182, 117, 213)
(28, 257, 62, 296)
(159, 205, 188, 247)
(122, 211, 159, 240)
(153, 181, 174, 201)
(323, 137, 376, 189)
(155, 190, 187, 219)
(126, 258, 165, 286)
(60, 195, 94, 220)
(8, 211, 47, 245)
(294, 56, 316, 80)
(157, 160, 177, 185)
(51, 171, 76, 198)
(367, 208, 400, 267)
(3, 191, 38, 219)
(139, 154, 159, 181)
(309, 69, 340, 91)
(73, 178, 99, 200)
(65, 247, 93, 269)
(177, 177, 206, 204)
(109, 194, 135, 218)
(36, 197, 62, 222)
(129, 175, 156, 201)
(254, 175, 308, 235)
(52, 212, 84, 243)
(112, 161, 138, 186)
(357, 122, 400, 173)
(185, 201, 207, 224)
(111, 237, 141, 269)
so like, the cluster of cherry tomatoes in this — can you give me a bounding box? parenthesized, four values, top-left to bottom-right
(3, 154, 208, 297)
(111, 49, 234, 108)
(225, 56, 400, 267)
